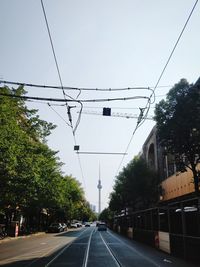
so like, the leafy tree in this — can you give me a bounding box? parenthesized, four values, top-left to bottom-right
(99, 208, 114, 224)
(0, 85, 95, 230)
(0, 86, 60, 225)
(109, 157, 158, 213)
(154, 78, 200, 193)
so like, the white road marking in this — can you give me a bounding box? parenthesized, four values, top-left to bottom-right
(82, 228, 95, 267)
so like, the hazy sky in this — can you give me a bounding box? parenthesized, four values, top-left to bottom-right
(1, 0, 200, 211)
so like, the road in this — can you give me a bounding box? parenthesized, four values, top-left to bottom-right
(0, 226, 198, 267)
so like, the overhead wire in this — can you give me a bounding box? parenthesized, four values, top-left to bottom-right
(0, 80, 172, 91)
(40, 0, 86, 190)
(0, 93, 150, 103)
(141, 0, 199, 125)
(40, 0, 83, 135)
(47, 103, 87, 190)
(48, 103, 71, 127)
(108, 0, 199, 201)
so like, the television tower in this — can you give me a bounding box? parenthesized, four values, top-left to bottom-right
(97, 165, 102, 215)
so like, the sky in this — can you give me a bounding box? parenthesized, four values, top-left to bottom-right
(0, 0, 200, 211)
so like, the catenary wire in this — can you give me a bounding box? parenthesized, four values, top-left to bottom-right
(47, 103, 86, 189)
(141, 0, 199, 125)
(0, 80, 172, 91)
(108, 0, 199, 201)
(48, 103, 71, 127)
(40, 0, 86, 190)
(0, 93, 150, 103)
(40, 0, 82, 135)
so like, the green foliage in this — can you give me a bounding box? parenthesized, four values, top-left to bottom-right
(99, 208, 114, 223)
(0, 86, 91, 228)
(154, 78, 200, 192)
(109, 157, 158, 213)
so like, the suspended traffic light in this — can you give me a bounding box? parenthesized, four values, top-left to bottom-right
(103, 107, 111, 116)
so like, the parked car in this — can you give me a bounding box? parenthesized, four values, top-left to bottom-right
(70, 222, 78, 228)
(61, 223, 68, 231)
(97, 222, 107, 231)
(47, 223, 63, 233)
(76, 222, 82, 227)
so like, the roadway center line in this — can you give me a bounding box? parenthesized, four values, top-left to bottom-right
(82, 228, 95, 267)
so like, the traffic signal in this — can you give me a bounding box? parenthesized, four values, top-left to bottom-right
(74, 145, 80, 151)
(103, 107, 111, 116)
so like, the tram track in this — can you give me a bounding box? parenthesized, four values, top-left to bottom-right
(101, 230, 160, 267)
(0, 227, 198, 266)
(99, 231, 122, 267)
(45, 227, 123, 267)
(45, 227, 156, 267)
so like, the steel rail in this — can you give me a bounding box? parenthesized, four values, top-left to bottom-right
(99, 232, 122, 267)
(45, 228, 89, 266)
(106, 231, 160, 267)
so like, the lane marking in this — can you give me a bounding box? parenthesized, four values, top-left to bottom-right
(82, 228, 95, 267)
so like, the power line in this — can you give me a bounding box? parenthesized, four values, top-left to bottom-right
(0, 80, 172, 91)
(40, 0, 86, 190)
(48, 103, 71, 127)
(107, 0, 199, 202)
(0, 93, 149, 103)
(41, 0, 83, 136)
(47, 102, 86, 189)
(40, 0, 64, 96)
(142, 0, 199, 123)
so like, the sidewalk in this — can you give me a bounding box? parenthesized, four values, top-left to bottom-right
(0, 227, 80, 244)
(0, 231, 46, 244)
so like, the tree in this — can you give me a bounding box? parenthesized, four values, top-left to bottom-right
(0, 86, 60, 226)
(0, 85, 94, 230)
(109, 157, 158, 213)
(99, 208, 114, 224)
(154, 78, 200, 193)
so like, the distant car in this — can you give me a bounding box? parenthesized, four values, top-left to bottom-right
(47, 223, 63, 233)
(85, 223, 90, 227)
(97, 222, 107, 231)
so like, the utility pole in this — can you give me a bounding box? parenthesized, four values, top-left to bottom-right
(97, 165, 102, 215)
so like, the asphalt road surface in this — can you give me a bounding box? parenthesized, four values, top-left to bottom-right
(0, 226, 198, 267)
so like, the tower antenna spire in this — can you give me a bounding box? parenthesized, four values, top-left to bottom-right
(97, 163, 102, 215)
